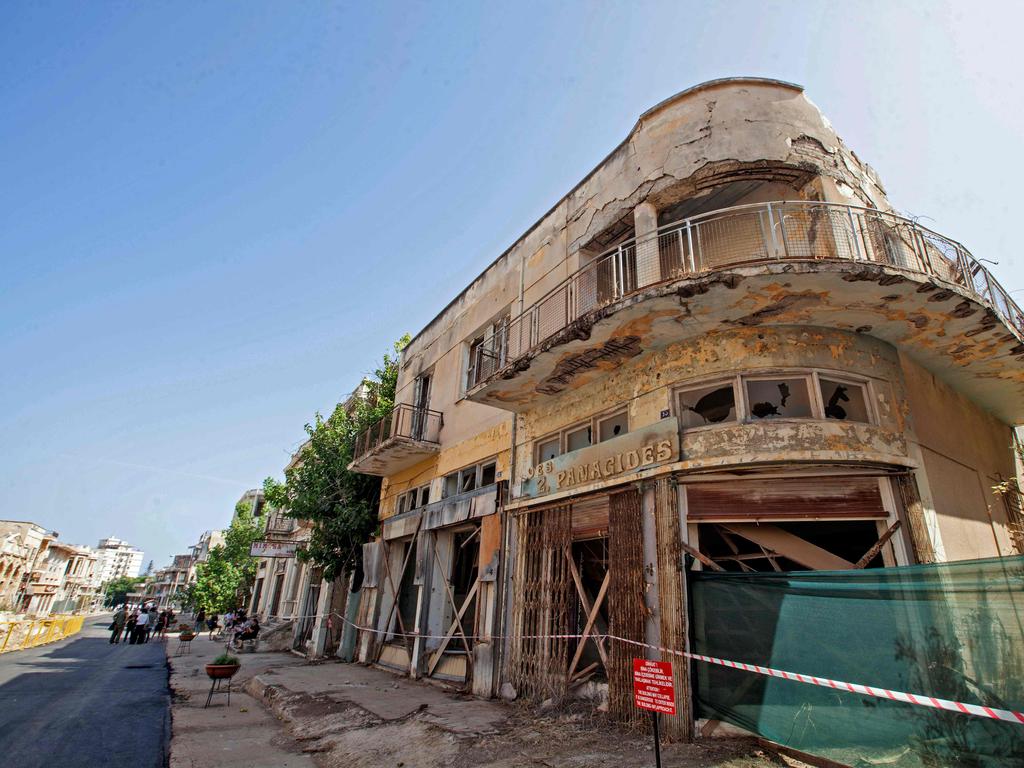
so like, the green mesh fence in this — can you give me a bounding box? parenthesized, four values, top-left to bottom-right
(691, 556, 1024, 767)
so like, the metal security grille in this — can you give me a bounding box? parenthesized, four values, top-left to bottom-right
(509, 504, 573, 701)
(607, 489, 646, 725)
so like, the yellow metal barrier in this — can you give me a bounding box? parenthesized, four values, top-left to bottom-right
(0, 614, 87, 654)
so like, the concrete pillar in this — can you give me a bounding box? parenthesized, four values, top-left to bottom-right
(634, 201, 660, 287)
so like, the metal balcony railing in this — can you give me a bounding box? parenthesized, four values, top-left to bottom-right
(266, 514, 295, 535)
(468, 200, 1024, 388)
(353, 403, 444, 463)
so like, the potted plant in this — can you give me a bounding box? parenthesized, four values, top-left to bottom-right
(205, 652, 241, 679)
(177, 622, 191, 632)
(179, 629, 196, 642)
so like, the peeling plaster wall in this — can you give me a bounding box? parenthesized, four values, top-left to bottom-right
(512, 326, 910, 491)
(899, 355, 1017, 559)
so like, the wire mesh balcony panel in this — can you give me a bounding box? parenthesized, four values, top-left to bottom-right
(466, 200, 1023, 390)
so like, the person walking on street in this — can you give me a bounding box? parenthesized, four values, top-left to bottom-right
(134, 607, 150, 644)
(207, 613, 220, 639)
(125, 610, 139, 644)
(109, 606, 127, 644)
(194, 608, 206, 634)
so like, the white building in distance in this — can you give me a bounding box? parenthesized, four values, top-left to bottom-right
(94, 537, 144, 583)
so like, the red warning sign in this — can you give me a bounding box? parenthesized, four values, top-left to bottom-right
(633, 659, 676, 716)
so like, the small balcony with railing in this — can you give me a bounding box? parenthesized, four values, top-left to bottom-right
(464, 200, 1024, 420)
(265, 513, 297, 538)
(348, 402, 444, 476)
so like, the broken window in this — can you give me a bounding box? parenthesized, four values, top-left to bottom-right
(566, 425, 592, 453)
(442, 459, 499, 499)
(466, 335, 485, 390)
(397, 494, 409, 515)
(598, 411, 628, 442)
(745, 377, 812, 419)
(480, 462, 496, 486)
(419, 485, 431, 507)
(678, 381, 737, 428)
(819, 378, 870, 423)
(537, 437, 561, 463)
(443, 473, 459, 499)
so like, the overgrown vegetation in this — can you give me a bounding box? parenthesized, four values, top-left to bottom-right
(103, 575, 147, 607)
(184, 502, 263, 612)
(263, 335, 409, 581)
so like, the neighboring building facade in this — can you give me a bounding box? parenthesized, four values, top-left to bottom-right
(24, 538, 75, 616)
(348, 78, 1024, 734)
(52, 546, 99, 614)
(0, 521, 49, 612)
(251, 424, 361, 658)
(190, 529, 225, 564)
(235, 489, 266, 521)
(94, 536, 145, 584)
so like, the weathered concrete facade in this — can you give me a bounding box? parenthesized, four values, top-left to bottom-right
(349, 78, 1024, 734)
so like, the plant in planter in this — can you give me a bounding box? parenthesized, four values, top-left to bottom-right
(205, 652, 241, 679)
(177, 623, 191, 632)
(178, 630, 196, 641)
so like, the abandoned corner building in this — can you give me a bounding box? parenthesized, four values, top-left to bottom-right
(345, 78, 1024, 739)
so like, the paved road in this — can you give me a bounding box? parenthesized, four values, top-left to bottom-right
(0, 615, 170, 768)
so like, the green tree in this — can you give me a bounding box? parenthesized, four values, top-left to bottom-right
(190, 502, 263, 612)
(104, 575, 146, 607)
(264, 335, 408, 581)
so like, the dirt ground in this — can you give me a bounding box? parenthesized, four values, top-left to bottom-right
(169, 638, 811, 768)
(264, 684, 804, 768)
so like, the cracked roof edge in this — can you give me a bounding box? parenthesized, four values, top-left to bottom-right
(405, 77, 806, 353)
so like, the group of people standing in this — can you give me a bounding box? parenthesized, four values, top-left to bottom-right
(108, 605, 175, 645)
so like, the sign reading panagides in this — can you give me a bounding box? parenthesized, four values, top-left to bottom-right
(521, 418, 679, 498)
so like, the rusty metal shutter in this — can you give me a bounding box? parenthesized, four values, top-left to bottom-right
(571, 494, 610, 539)
(684, 476, 887, 521)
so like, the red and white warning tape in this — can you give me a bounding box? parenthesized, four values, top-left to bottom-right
(609, 635, 1024, 726)
(327, 612, 1024, 725)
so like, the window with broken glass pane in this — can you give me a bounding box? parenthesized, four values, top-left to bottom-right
(678, 382, 737, 428)
(597, 411, 628, 442)
(745, 377, 813, 419)
(819, 378, 870, 423)
(537, 437, 561, 462)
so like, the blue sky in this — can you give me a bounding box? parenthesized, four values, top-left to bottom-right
(2, 1, 1021, 569)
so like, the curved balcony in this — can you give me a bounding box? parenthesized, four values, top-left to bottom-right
(349, 403, 444, 476)
(466, 200, 1024, 420)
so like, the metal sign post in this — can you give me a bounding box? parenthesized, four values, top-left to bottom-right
(633, 658, 675, 768)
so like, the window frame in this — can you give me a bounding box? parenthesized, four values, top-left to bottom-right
(532, 407, 631, 462)
(441, 457, 500, 499)
(675, 376, 741, 432)
(743, 372, 816, 422)
(671, 369, 877, 428)
(814, 372, 876, 425)
(463, 310, 512, 393)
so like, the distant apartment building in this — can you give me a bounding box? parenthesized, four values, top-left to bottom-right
(346, 78, 1024, 733)
(94, 536, 144, 583)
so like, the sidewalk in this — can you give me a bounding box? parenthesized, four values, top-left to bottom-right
(168, 633, 807, 768)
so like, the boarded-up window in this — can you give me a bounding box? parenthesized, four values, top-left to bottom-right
(685, 477, 887, 521)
